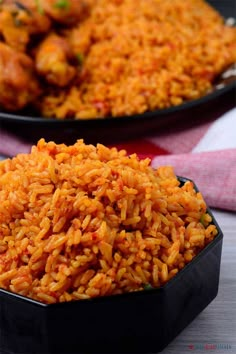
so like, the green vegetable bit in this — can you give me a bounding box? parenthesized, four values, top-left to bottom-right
(54, 0, 70, 9)
(200, 214, 207, 226)
(34, 0, 44, 15)
(144, 283, 153, 291)
(76, 53, 84, 65)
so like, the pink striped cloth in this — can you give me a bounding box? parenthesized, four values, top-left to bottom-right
(1, 108, 236, 211)
(117, 108, 236, 211)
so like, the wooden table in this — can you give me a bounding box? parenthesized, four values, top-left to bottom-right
(162, 209, 236, 354)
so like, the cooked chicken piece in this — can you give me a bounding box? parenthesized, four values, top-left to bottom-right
(0, 8, 29, 52)
(35, 33, 76, 87)
(14, 0, 51, 34)
(41, 0, 85, 26)
(0, 0, 51, 52)
(0, 42, 40, 111)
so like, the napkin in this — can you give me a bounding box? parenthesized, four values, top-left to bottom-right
(0, 108, 236, 211)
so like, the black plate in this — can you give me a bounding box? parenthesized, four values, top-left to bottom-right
(0, 0, 235, 145)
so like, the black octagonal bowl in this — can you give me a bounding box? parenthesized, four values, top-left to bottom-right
(0, 178, 223, 354)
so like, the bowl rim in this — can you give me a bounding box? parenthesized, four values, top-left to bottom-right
(0, 82, 235, 125)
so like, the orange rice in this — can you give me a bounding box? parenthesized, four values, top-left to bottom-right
(0, 139, 218, 304)
(40, 0, 236, 119)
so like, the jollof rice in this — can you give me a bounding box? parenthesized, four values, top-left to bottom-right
(0, 139, 218, 304)
(40, 0, 236, 119)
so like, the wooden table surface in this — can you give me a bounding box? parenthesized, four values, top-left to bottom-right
(161, 209, 236, 354)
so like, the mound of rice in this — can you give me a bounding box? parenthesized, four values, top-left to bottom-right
(0, 139, 218, 304)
